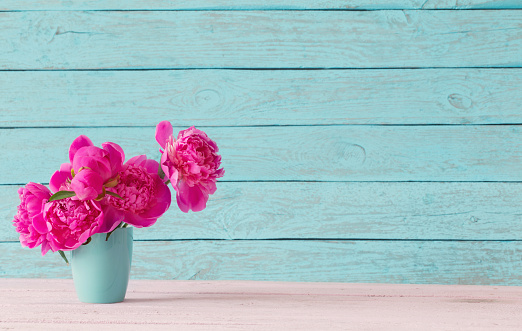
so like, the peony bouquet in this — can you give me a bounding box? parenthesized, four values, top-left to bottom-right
(13, 121, 224, 263)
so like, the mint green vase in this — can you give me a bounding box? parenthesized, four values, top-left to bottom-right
(71, 227, 133, 304)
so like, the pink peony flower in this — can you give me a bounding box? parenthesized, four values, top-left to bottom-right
(50, 135, 124, 201)
(12, 183, 53, 255)
(43, 197, 104, 252)
(156, 121, 224, 212)
(50, 169, 123, 234)
(106, 155, 171, 227)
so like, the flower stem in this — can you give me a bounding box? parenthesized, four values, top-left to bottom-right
(105, 222, 124, 241)
(58, 250, 69, 265)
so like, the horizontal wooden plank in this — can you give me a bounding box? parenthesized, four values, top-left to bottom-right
(1, 11, 520, 69)
(1, 126, 521, 184)
(1, 0, 521, 10)
(7, 278, 522, 298)
(2, 280, 522, 330)
(2, 69, 521, 127)
(2, 182, 522, 241)
(1, 240, 521, 285)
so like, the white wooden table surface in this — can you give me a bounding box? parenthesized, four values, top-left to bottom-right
(1, 279, 521, 330)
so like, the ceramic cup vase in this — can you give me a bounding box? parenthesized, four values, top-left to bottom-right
(71, 227, 133, 303)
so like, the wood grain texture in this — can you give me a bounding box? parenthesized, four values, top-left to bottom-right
(421, 0, 522, 9)
(1, 279, 522, 330)
(1, 126, 521, 184)
(1, 0, 520, 287)
(2, 182, 522, 241)
(2, 69, 522, 127)
(1, 10, 520, 69)
(1, 240, 522, 285)
(1, 0, 521, 10)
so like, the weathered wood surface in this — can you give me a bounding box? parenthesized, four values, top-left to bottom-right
(2, 182, 522, 241)
(2, 0, 521, 10)
(1, 240, 521, 285)
(1, 126, 521, 184)
(1, 1, 520, 287)
(1, 279, 522, 331)
(2, 69, 521, 127)
(1, 11, 520, 69)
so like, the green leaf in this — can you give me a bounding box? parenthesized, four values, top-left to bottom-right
(58, 250, 69, 265)
(158, 164, 166, 179)
(48, 191, 76, 202)
(106, 191, 124, 200)
(104, 175, 119, 188)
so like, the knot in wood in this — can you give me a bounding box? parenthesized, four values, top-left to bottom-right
(448, 93, 472, 110)
(195, 89, 221, 109)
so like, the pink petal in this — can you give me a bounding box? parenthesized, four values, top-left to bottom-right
(188, 162, 201, 174)
(69, 135, 93, 163)
(202, 180, 218, 195)
(102, 142, 125, 175)
(40, 241, 51, 256)
(176, 180, 208, 213)
(25, 182, 51, 195)
(155, 120, 173, 149)
(168, 168, 180, 191)
(160, 151, 170, 175)
(141, 158, 160, 174)
(70, 169, 104, 200)
(49, 165, 72, 193)
(19, 237, 28, 248)
(59, 163, 73, 173)
(98, 205, 124, 233)
(160, 152, 179, 184)
(47, 236, 60, 253)
(25, 183, 52, 211)
(32, 213, 50, 234)
(77, 231, 91, 248)
(126, 155, 160, 175)
(215, 168, 225, 178)
(72, 147, 112, 182)
(140, 178, 171, 219)
(126, 155, 147, 167)
(124, 212, 157, 228)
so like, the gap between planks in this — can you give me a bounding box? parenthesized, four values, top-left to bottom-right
(3, 124, 522, 130)
(1, 67, 522, 71)
(1, 0, 522, 11)
(2, 239, 522, 244)
(2, 9, 522, 12)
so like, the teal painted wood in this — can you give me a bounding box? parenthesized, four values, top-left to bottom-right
(1, 2, 520, 286)
(2, 182, 522, 241)
(1, 126, 521, 184)
(1, 240, 521, 285)
(2, 69, 521, 127)
(0, 11, 520, 69)
(1, 0, 520, 10)
(421, 0, 522, 9)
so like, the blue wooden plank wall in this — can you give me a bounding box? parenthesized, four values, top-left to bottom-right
(1, 1, 521, 285)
